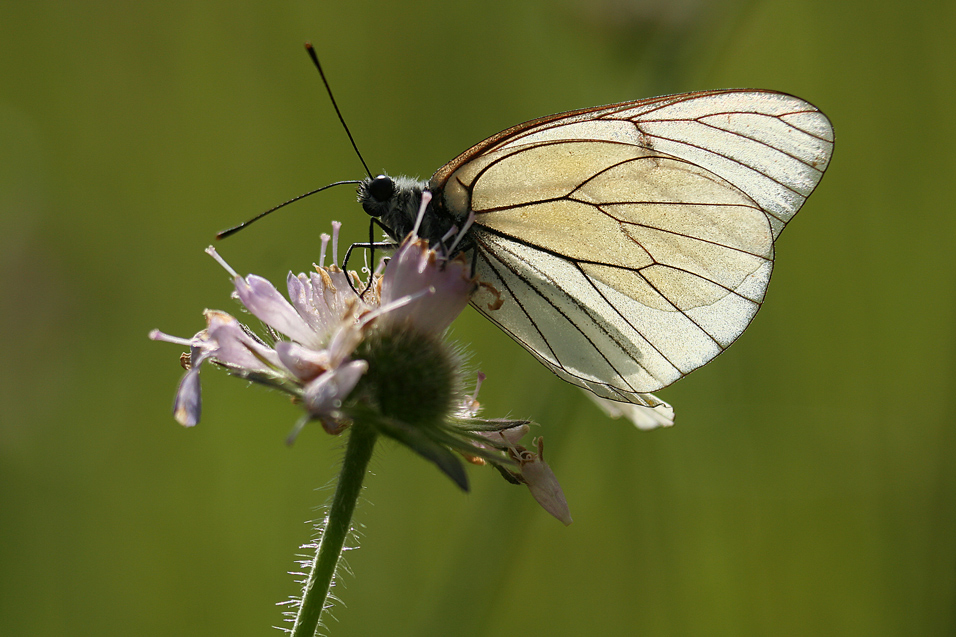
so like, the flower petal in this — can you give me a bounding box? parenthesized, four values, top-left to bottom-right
(204, 310, 279, 371)
(379, 237, 475, 334)
(275, 340, 332, 381)
(302, 359, 368, 417)
(326, 321, 364, 367)
(173, 367, 201, 426)
(519, 439, 572, 526)
(171, 345, 214, 427)
(286, 272, 323, 333)
(234, 274, 317, 346)
(475, 423, 531, 448)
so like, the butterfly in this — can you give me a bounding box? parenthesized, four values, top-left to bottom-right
(357, 89, 833, 407)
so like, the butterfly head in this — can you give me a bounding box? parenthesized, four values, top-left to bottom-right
(358, 174, 456, 247)
(358, 174, 396, 216)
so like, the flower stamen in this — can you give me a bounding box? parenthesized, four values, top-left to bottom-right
(446, 209, 475, 257)
(318, 232, 330, 268)
(148, 329, 193, 348)
(411, 191, 431, 238)
(205, 245, 240, 278)
(331, 220, 342, 267)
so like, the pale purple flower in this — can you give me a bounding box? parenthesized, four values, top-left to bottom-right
(152, 207, 574, 521)
(151, 208, 480, 436)
(150, 226, 377, 433)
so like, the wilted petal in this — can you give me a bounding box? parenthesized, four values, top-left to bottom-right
(302, 360, 369, 417)
(476, 423, 530, 448)
(587, 392, 675, 430)
(518, 438, 572, 526)
(173, 367, 202, 426)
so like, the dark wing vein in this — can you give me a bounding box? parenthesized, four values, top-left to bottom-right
(474, 226, 692, 384)
(686, 116, 828, 172)
(473, 233, 675, 392)
(471, 248, 558, 364)
(634, 128, 806, 199)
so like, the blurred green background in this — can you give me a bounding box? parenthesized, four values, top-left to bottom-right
(2, 0, 953, 635)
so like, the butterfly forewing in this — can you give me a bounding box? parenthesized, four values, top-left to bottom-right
(432, 89, 833, 403)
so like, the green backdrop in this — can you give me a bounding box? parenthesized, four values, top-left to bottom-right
(2, 0, 953, 635)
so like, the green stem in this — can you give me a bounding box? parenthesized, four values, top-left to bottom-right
(291, 421, 378, 637)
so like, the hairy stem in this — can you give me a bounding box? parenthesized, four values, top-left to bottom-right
(290, 421, 378, 636)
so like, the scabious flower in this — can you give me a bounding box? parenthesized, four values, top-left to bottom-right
(150, 194, 572, 524)
(150, 221, 371, 436)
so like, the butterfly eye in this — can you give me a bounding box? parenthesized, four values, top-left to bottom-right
(368, 175, 395, 202)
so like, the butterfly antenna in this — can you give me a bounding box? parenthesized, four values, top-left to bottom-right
(305, 42, 372, 179)
(215, 180, 361, 239)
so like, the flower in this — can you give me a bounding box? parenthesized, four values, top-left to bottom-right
(150, 195, 574, 522)
(150, 222, 374, 435)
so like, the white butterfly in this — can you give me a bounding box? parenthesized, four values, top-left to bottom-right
(358, 89, 834, 409)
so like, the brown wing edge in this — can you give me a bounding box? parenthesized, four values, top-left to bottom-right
(428, 89, 799, 188)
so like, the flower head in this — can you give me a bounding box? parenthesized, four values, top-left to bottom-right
(150, 223, 373, 434)
(151, 197, 573, 522)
